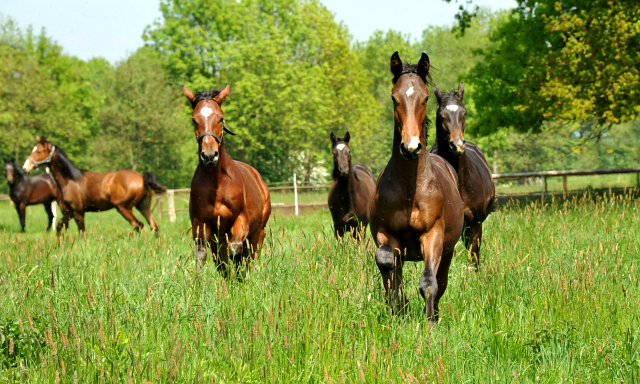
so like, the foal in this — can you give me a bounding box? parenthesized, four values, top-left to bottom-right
(369, 52, 464, 321)
(4, 158, 62, 231)
(184, 84, 271, 274)
(327, 132, 376, 239)
(24, 137, 166, 234)
(429, 83, 495, 269)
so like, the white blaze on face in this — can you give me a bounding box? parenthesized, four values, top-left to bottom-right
(406, 87, 414, 97)
(407, 136, 420, 151)
(335, 144, 346, 151)
(446, 105, 459, 112)
(200, 107, 213, 118)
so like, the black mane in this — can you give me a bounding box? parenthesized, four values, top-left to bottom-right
(392, 63, 433, 85)
(53, 146, 84, 181)
(191, 89, 222, 108)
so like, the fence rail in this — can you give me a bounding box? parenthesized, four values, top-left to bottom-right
(3, 167, 639, 220)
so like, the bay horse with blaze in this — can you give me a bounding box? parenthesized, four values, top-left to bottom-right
(4, 158, 63, 232)
(430, 83, 495, 269)
(369, 52, 464, 321)
(183, 84, 271, 273)
(23, 137, 166, 234)
(328, 132, 376, 239)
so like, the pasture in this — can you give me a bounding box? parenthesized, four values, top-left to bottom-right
(0, 191, 639, 383)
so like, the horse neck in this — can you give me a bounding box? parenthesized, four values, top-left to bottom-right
(333, 159, 358, 203)
(50, 150, 79, 189)
(435, 118, 459, 171)
(198, 143, 229, 186)
(391, 123, 430, 178)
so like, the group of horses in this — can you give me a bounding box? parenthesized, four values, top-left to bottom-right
(4, 51, 494, 320)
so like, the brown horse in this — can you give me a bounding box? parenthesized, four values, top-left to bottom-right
(430, 83, 496, 269)
(23, 137, 166, 234)
(369, 52, 464, 320)
(328, 132, 376, 239)
(4, 158, 63, 232)
(183, 84, 271, 273)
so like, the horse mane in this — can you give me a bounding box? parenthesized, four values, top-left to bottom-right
(191, 89, 222, 108)
(54, 147, 85, 181)
(392, 63, 433, 85)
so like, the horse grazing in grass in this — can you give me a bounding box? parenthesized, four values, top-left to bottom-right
(369, 52, 464, 321)
(183, 84, 271, 274)
(328, 132, 376, 239)
(23, 137, 166, 234)
(429, 83, 495, 269)
(4, 158, 62, 232)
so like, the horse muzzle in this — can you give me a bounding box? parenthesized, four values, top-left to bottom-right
(23, 158, 35, 173)
(200, 151, 219, 168)
(449, 139, 465, 156)
(400, 141, 422, 161)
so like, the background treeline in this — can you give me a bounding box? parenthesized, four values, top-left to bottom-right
(1, 0, 639, 193)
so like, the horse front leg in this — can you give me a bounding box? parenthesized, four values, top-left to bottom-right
(463, 222, 482, 270)
(192, 220, 213, 271)
(419, 219, 445, 322)
(44, 201, 54, 231)
(17, 202, 26, 232)
(56, 209, 73, 235)
(374, 231, 407, 314)
(228, 215, 252, 277)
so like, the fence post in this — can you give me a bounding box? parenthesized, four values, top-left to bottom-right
(157, 194, 163, 221)
(293, 173, 299, 216)
(543, 176, 547, 193)
(563, 175, 568, 197)
(637, 172, 639, 189)
(168, 190, 176, 223)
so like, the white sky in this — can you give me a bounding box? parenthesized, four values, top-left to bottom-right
(1, 0, 517, 63)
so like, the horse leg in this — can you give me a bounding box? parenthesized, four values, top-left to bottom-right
(44, 201, 54, 231)
(135, 193, 159, 234)
(419, 219, 445, 322)
(375, 232, 407, 314)
(464, 222, 481, 270)
(115, 205, 144, 231)
(247, 228, 266, 261)
(470, 224, 483, 269)
(56, 210, 73, 235)
(72, 211, 86, 234)
(433, 249, 454, 322)
(17, 202, 26, 232)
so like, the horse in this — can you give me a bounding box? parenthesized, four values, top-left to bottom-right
(183, 84, 271, 274)
(429, 82, 496, 269)
(369, 52, 464, 321)
(327, 132, 376, 239)
(4, 158, 63, 232)
(23, 137, 166, 234)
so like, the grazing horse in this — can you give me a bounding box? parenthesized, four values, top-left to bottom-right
(23, 137, 166, 234)
(328, 132, 376, 239)
(183, 84, 271, 273)
(430, 83, 496, 269)
(4, 158, 62, 231)
(369, 52, 464, 320)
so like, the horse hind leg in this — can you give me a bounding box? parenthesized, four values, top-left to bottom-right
(464, 223, 482, 270)
(115, 205, 144, 232)
(17, 202, 26, 232)
(135, 193, 159, 233)
(44, 201, 54, 231)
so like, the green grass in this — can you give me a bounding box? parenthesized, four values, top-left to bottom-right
(1, 190, 639, 383)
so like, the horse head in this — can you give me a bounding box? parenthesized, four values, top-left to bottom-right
(330, 131, 352, 177)
(390, 51, 431, 161)
(4, 158, 16, 184)
(183, 84, 232, 169)
(23, 136, 54, 173)
(435, 82, 467, 156)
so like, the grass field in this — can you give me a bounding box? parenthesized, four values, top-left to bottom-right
(1, 189, 639, 383)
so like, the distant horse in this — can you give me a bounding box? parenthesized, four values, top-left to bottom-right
(369, 52, 464, 320)
(183, 84, 271, 273)
(429, 83, 495, 269)
(4, 158, 62, 232)
(327, 132, 376, 239)
(23, 137, 166, 234)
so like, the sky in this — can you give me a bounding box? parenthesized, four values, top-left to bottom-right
(1, 0, 517, 63)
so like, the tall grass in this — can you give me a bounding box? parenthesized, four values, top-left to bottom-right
(0, 189, 639, 382)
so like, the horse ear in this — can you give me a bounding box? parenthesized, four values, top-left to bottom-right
(36, 135, 41, 142)
(214, 84, 231, 105)
(458, 81, 464, 101)
(183, 85, 196, 103)
(417, 53, 430, 83)
(390, 51, 403, 79)
(434, 84, 442, 103)
(330, 132, 336, 143)
(344, 132, 350, 143)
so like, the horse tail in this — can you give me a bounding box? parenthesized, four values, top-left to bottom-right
(143, 172, 167, 194)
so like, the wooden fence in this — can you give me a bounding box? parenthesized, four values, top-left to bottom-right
(2, 167, 639, 220)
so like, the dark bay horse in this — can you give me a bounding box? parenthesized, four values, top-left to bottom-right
(327, 132, 376, 239)
(429, 83, 496, 269)
(4, 158, 63, 231)
(183, 84, 271, 273)
(369, 52, 464, 320)
(23, 137, 166, 234)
